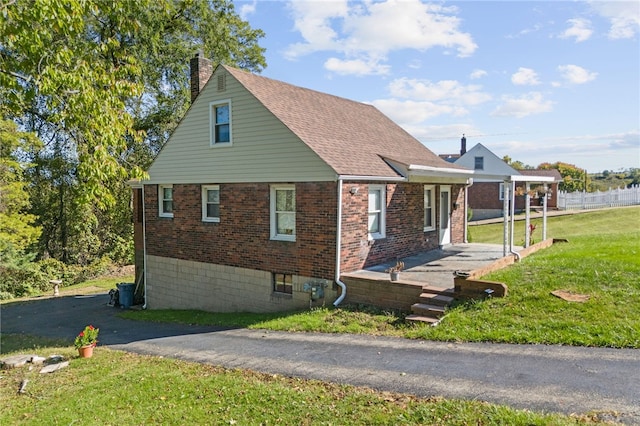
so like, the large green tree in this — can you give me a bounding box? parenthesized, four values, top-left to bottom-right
(0, 0, 265, 264)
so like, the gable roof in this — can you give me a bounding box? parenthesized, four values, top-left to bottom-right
(223, 65, 465, 178)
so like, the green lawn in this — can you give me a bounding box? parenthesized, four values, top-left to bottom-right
(123, 206, 640, 348)
(0, 336, 605, 425)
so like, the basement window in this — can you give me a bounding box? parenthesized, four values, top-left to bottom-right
(273, 273, 293, 294)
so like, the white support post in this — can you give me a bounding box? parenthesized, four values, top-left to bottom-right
(503, 181, 510, 257)
(542, 184, 548, 241)
(525, 182, 531, 248)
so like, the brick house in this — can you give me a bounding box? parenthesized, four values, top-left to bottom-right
(130, 55, 473, 313)
(450, 143, 560, 220)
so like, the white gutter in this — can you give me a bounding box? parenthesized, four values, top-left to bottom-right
(407, 164, 475, 178)
(141, 184, 148, 309)
(337, 174, 406, 182)
(333, 178, 347, 306)
(509, 180, 521, 261)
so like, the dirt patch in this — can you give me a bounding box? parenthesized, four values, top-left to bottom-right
(102, 265, 135, 278)
(551, 290, 590, 303)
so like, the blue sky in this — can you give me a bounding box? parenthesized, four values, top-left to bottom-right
(236, 1, 639, 173)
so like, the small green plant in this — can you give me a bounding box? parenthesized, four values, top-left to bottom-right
(74, 325, 99, 349)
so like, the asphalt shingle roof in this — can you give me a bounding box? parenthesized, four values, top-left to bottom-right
(224, 65, 465, 178)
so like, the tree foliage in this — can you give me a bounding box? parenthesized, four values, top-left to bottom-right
(0, 0, 266, 266)
(0, 119, 41, 255)
(538, 162, 588, 192)
(502, 155, 534, 170)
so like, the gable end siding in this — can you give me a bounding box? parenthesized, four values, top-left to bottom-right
(148, 68, 335, 184)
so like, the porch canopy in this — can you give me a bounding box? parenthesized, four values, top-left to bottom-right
(472, 172, 555, 257)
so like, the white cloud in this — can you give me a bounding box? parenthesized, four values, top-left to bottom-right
(557, 64, 598, 84)
(560, 18, 593, 42)
(511, 67, 541, 86)
(589, 1, 640, 39)
(239, 0, 257, 20)
(470, 69, 487, 80)
(491, 92, 553, 118)
(324, 57, 390, 76)
(285, 0, 477, 75)
(387, 78, 492, 106)
(371, 98, 468, 125)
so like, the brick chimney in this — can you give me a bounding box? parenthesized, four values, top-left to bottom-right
(460, 134, 467, 156)
(190, 52, 213, 103)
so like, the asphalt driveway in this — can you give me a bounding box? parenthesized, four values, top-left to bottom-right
(2, 292, 639, 424)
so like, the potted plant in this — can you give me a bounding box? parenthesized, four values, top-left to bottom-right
(74, 325, 99, 358)
(386, 260, 404, 282)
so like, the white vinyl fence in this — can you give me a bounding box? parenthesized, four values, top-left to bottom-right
(558, 185, 640, 210)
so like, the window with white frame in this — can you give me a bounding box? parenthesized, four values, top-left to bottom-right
(202, 185, 220, 222)
(210, 100, 231, 146)
(159, 184, 173, 218)
(499, 183, 505, 201)
(424, 185, 435, 231)
(270, 185, 296, 241)
(474, 156, 484, 170)
(368, 185, 386, 239)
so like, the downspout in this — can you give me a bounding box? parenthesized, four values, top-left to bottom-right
(142, 185, 148, 309)
(333, 178, 347, 306)
(509, 180, 521, 261)
(463, 178, 473, 243)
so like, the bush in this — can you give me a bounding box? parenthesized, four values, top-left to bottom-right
(0, 264, 47, 298)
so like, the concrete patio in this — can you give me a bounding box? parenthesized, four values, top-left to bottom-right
(350, 243, 515, 289)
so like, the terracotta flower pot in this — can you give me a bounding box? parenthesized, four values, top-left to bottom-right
(78, 345, 95, 358)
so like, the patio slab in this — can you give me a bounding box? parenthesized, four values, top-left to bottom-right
(354, 243, 515, 289)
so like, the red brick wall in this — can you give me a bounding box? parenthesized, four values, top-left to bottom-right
(468, 182, 503, 210)
(137, 181, 466, 279)
(143, 182, 338, 279)
(340, 182, 464, 272)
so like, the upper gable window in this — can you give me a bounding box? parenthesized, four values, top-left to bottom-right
(210, 100, 232, 146)
(270, 185, 296, 242)
(368, 185, 386, 240)
(202, 185, 220, 222)
(424, 185, 435, 231)
(159, 184, 173, 218)
(474, 156, 484, 170)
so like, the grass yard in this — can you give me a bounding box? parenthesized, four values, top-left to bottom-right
(0, 335, 603, 425)
(123, 206, 640, 348)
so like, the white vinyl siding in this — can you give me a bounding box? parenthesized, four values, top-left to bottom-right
(202, 185, 220, 222)
(158, 184, 173, 218)
(210, 100, 232, 146)
(147, 68, 335, 184)
(368, 185, 386, 240)
(424, 185, 435, 231)
(270, 185, 296, 242)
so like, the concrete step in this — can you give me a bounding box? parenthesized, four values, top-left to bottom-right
(405, 314, 440, 324)
(421, 286, 456, 297)
(411, 303, 446, 317)
(418, 293, 454, 306)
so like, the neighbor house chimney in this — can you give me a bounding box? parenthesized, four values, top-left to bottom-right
(460, 134, 467, 156)
(190, 52, 213, 103)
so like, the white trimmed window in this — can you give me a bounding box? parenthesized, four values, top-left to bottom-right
(424, 185, 435, 231)
(474, 156, 484, 170)
(202, 185, 220, 222)
(368, 185, 386, 240)
(499, 183, 505, 201)
(210, 100, 232, 146)
(270, 185, 296, 241)
(159, 184, 173, 218)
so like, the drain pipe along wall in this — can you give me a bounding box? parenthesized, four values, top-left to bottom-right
(333, 178, 347, 306)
